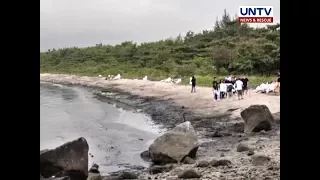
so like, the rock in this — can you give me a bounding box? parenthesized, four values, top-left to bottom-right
(252, 155, 271, 166)
(210, 159, 231, 167)
(182, 157, 195, 164)
(140, 150, 151, 162)
(118, 171, 138, 179)
(149, 164, 174, 174)
(237, 143, 251, 152)
(240, 105, 274, 133)
(247, 150, 255, 156)
(87, 173, 103, 180)
(89, 164, 100, 173)
(178, 169, 201, 179)
(217, 148, 230, 152)
(209, 159, 218, 166)
(231, 123, 245, 133)
(149, 121, 199, 164)
(211, 130, 223, 137)
(196, 160, 210, 167)
(40, 137, 89, 180)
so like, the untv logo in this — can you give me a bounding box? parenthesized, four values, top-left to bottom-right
(238, 6, 274, 23)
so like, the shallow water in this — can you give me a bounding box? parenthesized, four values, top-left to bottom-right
(40, 82, 161, 175)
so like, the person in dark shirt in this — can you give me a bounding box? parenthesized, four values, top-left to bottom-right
(241, 76, 249, 95)
(191, 76, 196, 93)
(226, 83, 234, 99)
(212, 77, 218, 90)
(276, 72, 280, 92)
(212, 77, 219, 101)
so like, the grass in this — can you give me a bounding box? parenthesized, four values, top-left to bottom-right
(41, 68, 276, 88)
(181, 75, 275, 88)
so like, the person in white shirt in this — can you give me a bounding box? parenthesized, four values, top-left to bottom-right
(235, 78, 244, 100)
(219, 81, 227, 99)
(225, 74, 232, 81)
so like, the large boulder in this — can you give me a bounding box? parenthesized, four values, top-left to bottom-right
(240, 105, 275, 133)
(148, 121, 199, 164)
(40, 137, 89, 180)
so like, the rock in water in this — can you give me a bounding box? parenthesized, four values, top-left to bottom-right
(89, 164, 100, 174)
(240, 105, 274, 133)
(149, 121, 199, 164)
(140, 150, 151, 162)
(40, 137, 89, 180)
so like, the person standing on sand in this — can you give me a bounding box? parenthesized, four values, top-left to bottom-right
(191, 76, 196, 93)
(241, 76, 249, 95)
(276, 72, 280, 92)
(219, 80, 227, 99)
(226, 83, 234, 99)
(212, 77, 219, 101)
(235, 78, 244, 100)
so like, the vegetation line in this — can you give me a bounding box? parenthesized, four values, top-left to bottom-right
(40, 10, 280, 88)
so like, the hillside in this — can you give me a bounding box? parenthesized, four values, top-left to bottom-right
(40, 10, 280, 87)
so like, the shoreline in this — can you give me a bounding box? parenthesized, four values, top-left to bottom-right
(40, 73, 280, 180)
(40, 73, 280, 116)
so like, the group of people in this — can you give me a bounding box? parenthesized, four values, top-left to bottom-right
(212, 75, 249, 101)
(190, 74, 249, 101)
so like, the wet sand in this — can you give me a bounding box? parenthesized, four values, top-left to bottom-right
(40, 73, 280, 179)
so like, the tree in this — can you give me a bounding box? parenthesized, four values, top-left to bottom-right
(214, 17, 221, 31)
(40, 10, 280, 79)
(220, 9, 231, 29)
(212, 46, 236, 73)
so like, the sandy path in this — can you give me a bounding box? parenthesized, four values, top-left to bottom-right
(40, 74, 280, 119)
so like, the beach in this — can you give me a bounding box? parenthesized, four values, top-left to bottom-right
(40, 73, 280, 180)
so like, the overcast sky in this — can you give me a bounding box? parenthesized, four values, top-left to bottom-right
(40, 0, 280, 51)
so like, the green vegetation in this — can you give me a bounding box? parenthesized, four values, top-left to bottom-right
(40, 10, 280, 87)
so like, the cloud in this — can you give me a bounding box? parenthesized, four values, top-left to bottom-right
(40, 0, 280, 51)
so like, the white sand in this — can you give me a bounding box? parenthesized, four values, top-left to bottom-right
(40, 73, 280, 119)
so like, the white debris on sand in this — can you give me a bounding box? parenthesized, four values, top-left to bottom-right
(113, 74, 121, 80)
(161, 77, 182, 84)
(174, 78, 181, 84)
(255, 82, 278, 93)
(161, 77, 172, 83)
(142, 76, 148, 81)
